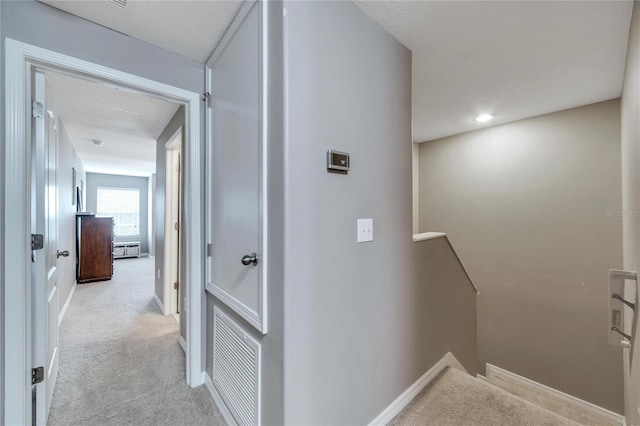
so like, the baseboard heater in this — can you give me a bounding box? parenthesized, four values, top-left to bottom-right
(212, 306, 261, 425)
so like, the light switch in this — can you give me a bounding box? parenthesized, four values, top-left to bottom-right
(357, 218, 373, 243)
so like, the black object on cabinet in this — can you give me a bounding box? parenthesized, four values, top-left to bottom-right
(76, 215, 114, 283)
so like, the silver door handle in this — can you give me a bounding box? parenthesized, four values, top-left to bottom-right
(57, 250, 70, 258)
(241, 253, 258, 266)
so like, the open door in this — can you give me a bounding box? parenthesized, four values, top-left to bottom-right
(31, 70, 60, 425)
(165, 133, 181, 316)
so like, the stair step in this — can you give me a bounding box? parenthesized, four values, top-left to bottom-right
(390, 367, 585, 426)
(483, 373, 620, 426)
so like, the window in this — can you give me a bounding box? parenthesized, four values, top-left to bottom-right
(96, 187, 140, 237)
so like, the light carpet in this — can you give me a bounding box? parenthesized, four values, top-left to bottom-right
(485, 373, 619, 426)
(48, 257, 224, 426)
(389, 367, 583, 426)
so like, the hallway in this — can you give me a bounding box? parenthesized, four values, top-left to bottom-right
(48, 257, 223, 425)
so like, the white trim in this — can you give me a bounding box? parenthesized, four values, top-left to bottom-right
(206, 1, 257, 67)
(163, 146, 180, 316)
(204, 373, 238, 426)
(4, 38, 34, 426)
(444, 352, 468, 373)
(178, 336, 187, 353)
(205, 282, 262, 332)
(57, 282, 77, 326)
(485, 363, 625, 426)
(368, 352, 466, 425)
(413, 232, 447, 242)
(4, 39, 204, 425)
(153, 293, 164, 314)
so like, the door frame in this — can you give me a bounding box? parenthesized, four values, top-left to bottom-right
(164, 129, 182, 316)
(3, 38, 204, 425)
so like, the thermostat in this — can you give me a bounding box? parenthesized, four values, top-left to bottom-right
(327, 150, 350, 173)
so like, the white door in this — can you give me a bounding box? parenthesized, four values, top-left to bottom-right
(165, 142, 181, 315)
(31, 70, 60, 425)
(205, 2, 266, 332)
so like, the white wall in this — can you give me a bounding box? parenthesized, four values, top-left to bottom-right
(57, 120, 85, 322)
(620, 2, 640, 424)
(419, 99, 623, 412)
(283, 2, 477, 424)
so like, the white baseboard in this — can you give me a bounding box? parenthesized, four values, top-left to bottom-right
(485, 363, 625, 425)
(178, 336, 186, 353)
(204, 373, 237, 426)
(369, 352, 466, 425)
(58, 282, 77, 326)
(153, 293, 164, 314)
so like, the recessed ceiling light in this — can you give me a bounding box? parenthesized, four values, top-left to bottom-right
(475, 114, 494, 123)
(92, 139, 104, 147)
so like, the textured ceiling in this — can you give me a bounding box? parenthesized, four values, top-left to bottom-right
(46, 71, 180, 176)
(41, 0, 633, 143)
(40, 0, 244, 62)
(354, 1, 633, 142)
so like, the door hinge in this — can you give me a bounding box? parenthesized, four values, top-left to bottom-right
(32, 366, 44, 385)
(31, 234, 44, 251)
(174, 281, 179, 290)
(32, 100, 44, 118)
(174, 222, 179, 231)
(207, 243, 212, 257)
(202, 92, 212, 108)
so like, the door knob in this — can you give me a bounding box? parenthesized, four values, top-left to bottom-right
(57, 250, 70, 258)
(241, 253, 258, 266)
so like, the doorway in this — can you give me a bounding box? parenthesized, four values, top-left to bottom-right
(3, 39, 204, 425)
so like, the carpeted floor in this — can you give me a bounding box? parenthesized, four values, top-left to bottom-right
(389, 368, 583, 426)
(48, 257, 224, 426)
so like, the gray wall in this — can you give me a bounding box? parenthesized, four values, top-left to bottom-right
(57, 119, 86, 320)
(621, 2, 640, 423)
(206, 3, 287, 424)
(85, 173, 150, 254)
(155, 106, 184, 334)
(0, 0, 4, 418)
(283, 2, 477, 424)
(1, 1, 203, 93)
(1, 2, 204, 417)
(419, 99, 624, 413)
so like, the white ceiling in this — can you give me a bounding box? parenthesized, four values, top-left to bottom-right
(41, 0, 633, 143)
(40, 0, 244, 63)
(354, 1, 633, 142)
(46, 71, 180, 176)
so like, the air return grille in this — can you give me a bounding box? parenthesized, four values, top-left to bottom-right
(108, 0, 127, 7)
(213, 307, 261, 425)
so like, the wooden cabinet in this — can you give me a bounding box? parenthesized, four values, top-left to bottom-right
(76, 215, 114, 283)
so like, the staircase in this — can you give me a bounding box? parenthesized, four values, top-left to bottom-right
(389, 368, 619, 426)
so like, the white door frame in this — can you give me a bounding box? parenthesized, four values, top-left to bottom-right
(3, 38, 204, 425)
(164, 129, 182, 316)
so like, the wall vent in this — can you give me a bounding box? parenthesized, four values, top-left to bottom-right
(212, 306, 261, 425)
(108, 0, 127, 8)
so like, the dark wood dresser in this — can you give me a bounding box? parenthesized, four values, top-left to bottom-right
(76, 215, 114, 283)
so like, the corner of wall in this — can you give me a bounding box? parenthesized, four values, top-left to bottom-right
(0, 0, 5, 419)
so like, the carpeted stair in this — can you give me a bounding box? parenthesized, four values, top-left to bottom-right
(389, 367, 615, 426)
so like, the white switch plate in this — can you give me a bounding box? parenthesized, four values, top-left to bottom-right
(357, 218, 373, 243)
